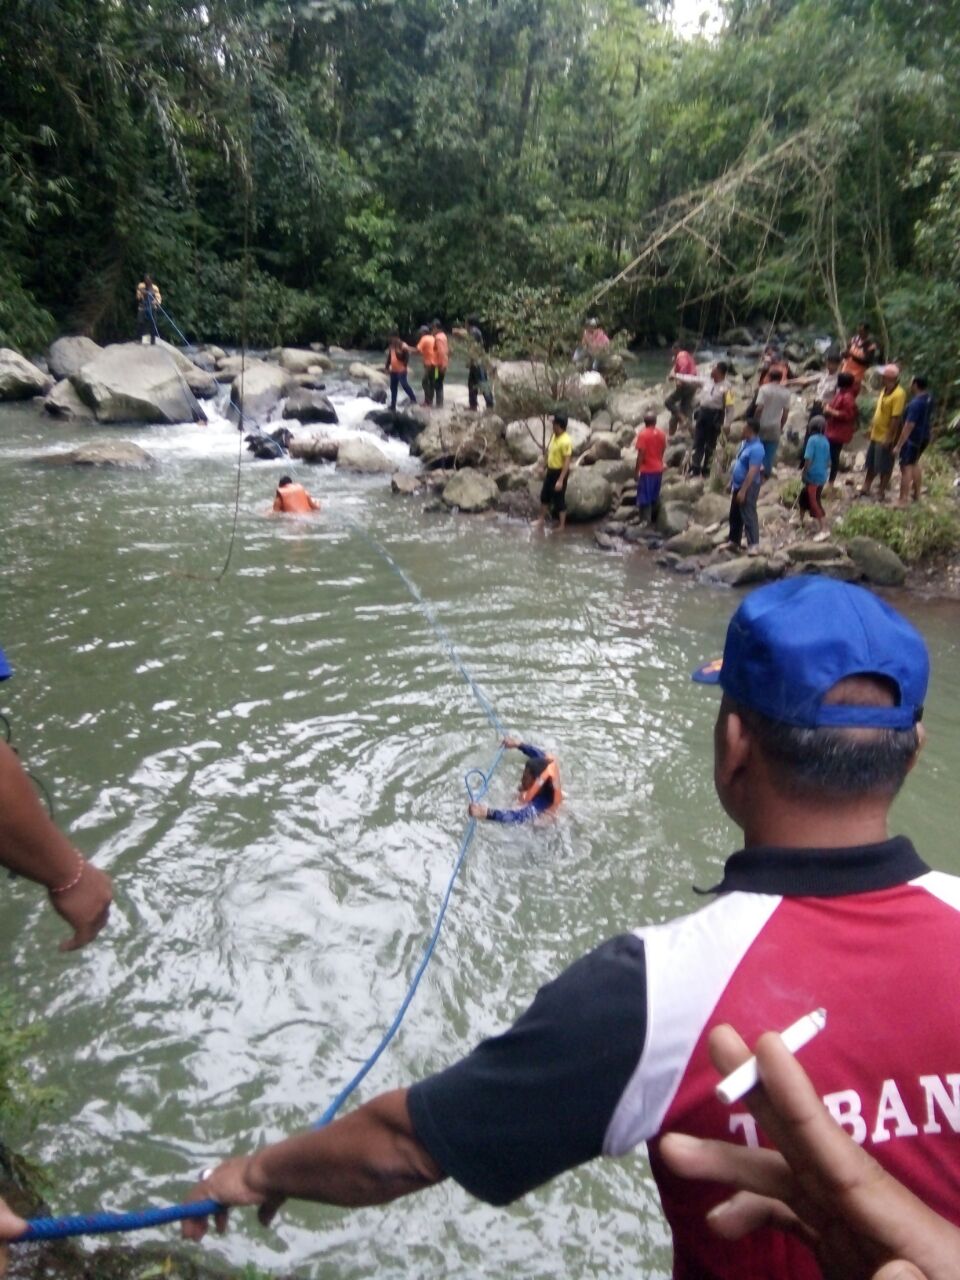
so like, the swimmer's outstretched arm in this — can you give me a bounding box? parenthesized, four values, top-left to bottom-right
(501, 737, 546, 761)
(180, 1089, 444, 1238)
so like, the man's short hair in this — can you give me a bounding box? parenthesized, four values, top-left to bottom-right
(744, 416, 760, 433)
(278, 475, 293, 487)
(643, 411, 658, 425)
(837, 371, 855, 389)
(552, 410, 568, 428)
(766, 368, 783, 382)
(715, 361, 730, 376)
(913, 374, 929, 390)
(734, 677, 920, 798)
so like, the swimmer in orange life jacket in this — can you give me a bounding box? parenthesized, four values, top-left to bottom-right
(468, 737, 562, 824)
(272, 475, 321, 514)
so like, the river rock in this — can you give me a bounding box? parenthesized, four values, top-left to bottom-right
(661, 478, 705, 503)
(844, 536, 908, 586)
(564, 468, 614, 522)
(391, 472, 421, 496)
(576, 370, 608, 410)
(337, 437, 394, 473)
(786, 540, 844, 563)
(38, 441, 154, 468)
(43, 378, 95, 420)
(607, 382, 654, 425)
(294, 372, 327, 390)
(663, 524, 714, 557)
(656, 501, 692, 537)
(71, 342, 201, 423)
(279, 348, 322, 374)
(365, 408, 427, 445)
(348, 361, 389, 391)
(183, 365, 219, 399)
(591, 409, 613, 432)
(47, 336, 102, 381)
(227, 360, 296, 426)
(702, 555, 782, 586)
(505, 419, 545, 465)
(592, 459, 634, 486)
(441, 467, 499, 512)
(692, 492, 731, 525)
(289, 436, 339, 463)
(790, 557, 862, 582)
(581, 432, 621, 461)
(664, 442, 688, 469)
(216, 355, 251, 378)
(0, 348, 51, 400)
(283, 389, 338, 424)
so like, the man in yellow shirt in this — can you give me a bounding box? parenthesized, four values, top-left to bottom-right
(535, 411, 573, 531)
(861, 364, 906, 501)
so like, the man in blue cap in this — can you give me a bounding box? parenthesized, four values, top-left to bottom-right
(0, 645, 113, 951)
(145, 582, 958, 1279)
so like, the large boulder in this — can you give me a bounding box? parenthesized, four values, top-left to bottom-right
(576, 370, 608, 411)
(71, 342, 201, 423)
(365, 408, 427, 445)
(702, 555, 783, 587)
(663, 525, 715, 557)
(692, 492, 731, 526)
(441, 468, 499, 512)
(348, 361, 389, 391)
(505, 419, 545, 465)
(279, 348, 323, 374)
(564, 468, 614, 522)
(786, 540, 844, 563)
(0, 349, 51, 400)
(844, 536, 907, 587)
(288, 436, 339, 464)
(607, 382, 656, 426)
(656, 501, 693, 537)
(790, 557, 862, 582)
(183, 365, 219, 400)
(412, 415, 492, 470)
(592, 458, 635, 487)
(581, 431, 622, 461)
(283, 389, 338, 424)
(229, 360, 297, 426)
(44, 379, 95, 421)
(47, 336, 102, 381)
(38, 441, 154, 468)
(391, 472, 421, 496)
(336, 436, 394, 473)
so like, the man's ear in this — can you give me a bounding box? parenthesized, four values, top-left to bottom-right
(716, 706, 752, 790)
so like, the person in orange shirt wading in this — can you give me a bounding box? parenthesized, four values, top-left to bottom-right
(416, 326, 436, 407)
(431, 319, 449, 407)
(272, 476, 321, 514)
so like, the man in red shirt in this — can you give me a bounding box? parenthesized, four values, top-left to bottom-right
(665, 344, 698, 434)
(634, 410, 666, 524)
(822, 370, 859, 485)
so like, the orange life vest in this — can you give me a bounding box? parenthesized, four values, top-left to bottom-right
(433, 331, 449, 370)
(518, 756, 562, 812)
(417, 334, 436, 367)
(388, 344, 409, 373)
(274, 483, 316, 514)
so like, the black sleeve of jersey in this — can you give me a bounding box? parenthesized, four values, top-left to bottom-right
(407, 933, 647, 1206)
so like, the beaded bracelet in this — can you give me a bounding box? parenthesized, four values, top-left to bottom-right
(49, 854, 86, 896)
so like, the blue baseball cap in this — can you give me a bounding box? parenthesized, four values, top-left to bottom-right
(0, 646, 10, 682)
(692, 578, 928, 730)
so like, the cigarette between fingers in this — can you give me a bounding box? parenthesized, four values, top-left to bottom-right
(716, 1008, 827, 1105)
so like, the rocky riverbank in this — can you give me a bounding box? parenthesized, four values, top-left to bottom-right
(3, 330, 959, 598)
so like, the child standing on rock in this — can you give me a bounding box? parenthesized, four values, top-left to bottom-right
(634, 411, 666, 526)
(799, 415, 830, 535)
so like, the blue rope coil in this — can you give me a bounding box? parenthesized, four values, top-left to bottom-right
(18, 533, 508, 1244)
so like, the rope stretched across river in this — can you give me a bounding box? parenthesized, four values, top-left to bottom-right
(18, 532, 507, 1243)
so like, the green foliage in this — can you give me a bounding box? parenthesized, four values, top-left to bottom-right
(837, 502, 960, 563)
(0, 991, 59, 1146)
(0, 260, 57, 352)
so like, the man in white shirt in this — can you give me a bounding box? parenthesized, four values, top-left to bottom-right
(689, 361, 734, 476)
(753, 368, 792, 476)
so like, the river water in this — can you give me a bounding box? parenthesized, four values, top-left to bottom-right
(1, 391, 958, 1277)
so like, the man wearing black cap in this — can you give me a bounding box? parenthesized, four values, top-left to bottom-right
(158, 581, 959, 1280)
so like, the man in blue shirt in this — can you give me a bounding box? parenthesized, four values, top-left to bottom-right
(895, 375, 934, 506)
(467, 738, 561, 825)
(727, 418, 765, 555)
(799, 415, 830, 534)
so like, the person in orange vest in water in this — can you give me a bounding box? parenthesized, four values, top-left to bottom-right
(272, 475, 321, 514)
(468, 737, 562, 824)
(416, 326, 436, 406)
(431, 319, 449, 407)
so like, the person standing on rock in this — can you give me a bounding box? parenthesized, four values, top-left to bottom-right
(894, 374, 934, 507)
(664, 344, 698, 436)
(535, 412, 573, 532)
(431, 320, 449, 407)
(861, 364, 905, 502)
(416, 326, 436, 407)
(798, 415, 830, 534)
(753, 367, 792, 477)
(726, 417, 764, 555)
(634, 411, 666, 526)
(757, 346, 793, 387)
(690, 362, 734, 477)
(136, 274, 162, 344)
(456, 319, 495, 412)
(385, 336, 418, 412)
(822, 370, 859, 486)
(841, 320, 880, 393)
(272, 475, 321, 514)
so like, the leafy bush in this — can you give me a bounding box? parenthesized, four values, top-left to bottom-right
(837, 503, 960, 562)
(0, 261, 57, 353)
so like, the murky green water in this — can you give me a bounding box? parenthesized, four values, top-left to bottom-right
(1, 397, 958, 1277)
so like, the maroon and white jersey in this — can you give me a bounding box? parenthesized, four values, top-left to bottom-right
(409, 838, 960, 1278)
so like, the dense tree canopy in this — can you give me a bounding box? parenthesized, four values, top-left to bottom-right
(1, 0, 958, 399)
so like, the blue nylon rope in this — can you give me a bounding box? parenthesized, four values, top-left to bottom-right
(18, 534, 507, 1244)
